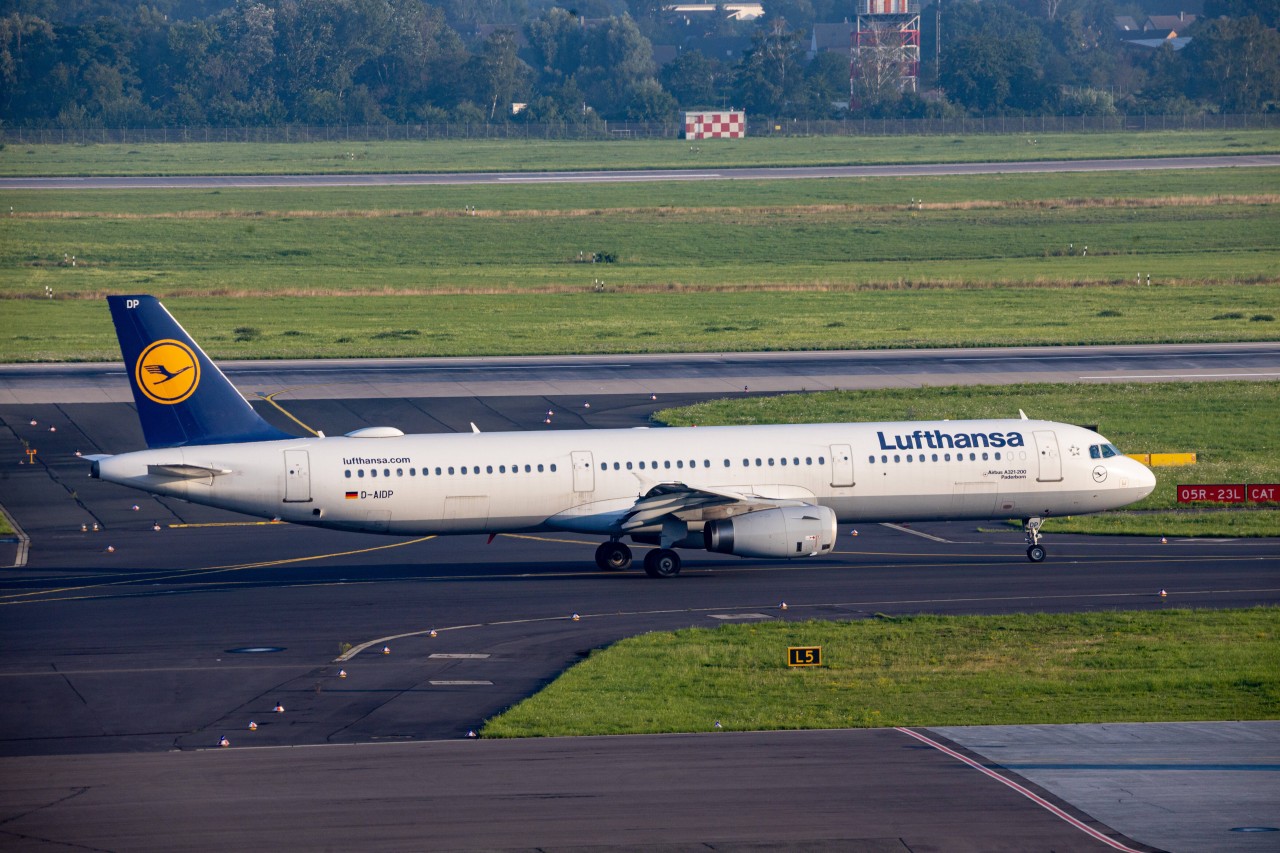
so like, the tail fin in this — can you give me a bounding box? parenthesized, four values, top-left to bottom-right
(109, 295, 294, 448)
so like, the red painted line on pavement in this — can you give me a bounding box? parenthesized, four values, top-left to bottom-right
(895, 727, 1144, 853)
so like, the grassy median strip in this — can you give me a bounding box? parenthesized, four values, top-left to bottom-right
(482, 609, 1279, 737)
(5, 129, 1279, 177)
(5, 285, 1280, 363)
(657, 381, 1280, 537)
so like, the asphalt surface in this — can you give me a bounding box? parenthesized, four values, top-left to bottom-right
(3, 154, 1279, 190)
(2, 381, 1278, 851)
(3, 341, 1278, 405)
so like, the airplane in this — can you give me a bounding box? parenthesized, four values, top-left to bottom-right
(88, 295, 1157, 577)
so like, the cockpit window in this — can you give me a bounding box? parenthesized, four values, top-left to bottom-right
(1090, 443, 1122, 458)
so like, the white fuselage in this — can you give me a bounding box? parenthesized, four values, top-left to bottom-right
(94, 419, 1156, 538)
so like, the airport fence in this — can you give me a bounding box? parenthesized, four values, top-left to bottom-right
(2, 113, 1276, 145)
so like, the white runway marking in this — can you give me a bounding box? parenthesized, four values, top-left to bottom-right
(881, 523, 951, 543)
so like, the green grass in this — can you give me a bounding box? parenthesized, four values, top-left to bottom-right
(5, 285, 1280, 363)
(481, 609, 1280, 737)
(4, 129, 1279, 177)
(656, 381, 1280, 537)
(5, 164, 1277, 214)
(0, 511, 13, 536)
(4, 168, 1276, 304)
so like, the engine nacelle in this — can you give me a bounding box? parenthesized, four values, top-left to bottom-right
(703, 505, 837, 559)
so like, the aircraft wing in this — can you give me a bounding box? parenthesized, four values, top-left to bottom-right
(619, 482, 809, 533)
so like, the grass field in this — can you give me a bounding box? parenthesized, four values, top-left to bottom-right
(3, 163, 1278, 361)
(481, 608, 1279, 737)
(5, 285, 1279, 362)
(4, 129, 1279, 177)
(656, 381, 1280, 537)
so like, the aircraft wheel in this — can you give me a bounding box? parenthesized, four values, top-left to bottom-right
(595, 541, 632, 571)
(1027, 545, 1046, 563)
(643, 549, 681, 578)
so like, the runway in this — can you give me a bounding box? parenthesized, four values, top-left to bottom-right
(3, 154, 1278, 190)
(2, 379, 1278, 851)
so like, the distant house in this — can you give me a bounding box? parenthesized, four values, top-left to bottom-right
(1144, 12, 1197, 36)
(809, 21, 855, 60)
(664, 4, 766, 22)
(686, 35, 755, 61)
(1116, 12, 1195, 50)
(1114, 15, 1140, 33)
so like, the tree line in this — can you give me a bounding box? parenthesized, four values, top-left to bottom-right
(1, 0, 1276, 129)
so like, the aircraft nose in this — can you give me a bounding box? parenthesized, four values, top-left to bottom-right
(1134, 460, 1157, 498)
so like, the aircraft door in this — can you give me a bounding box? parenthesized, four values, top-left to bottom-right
(830, 444, 854, 487)
(1033, 430, 1063, 482)
(571, 451, 595, 493)
(284, 449, 312, 502)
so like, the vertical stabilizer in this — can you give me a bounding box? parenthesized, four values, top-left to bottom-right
(108, 295, 294, 448)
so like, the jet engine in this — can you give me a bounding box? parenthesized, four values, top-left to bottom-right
(703, 505, 837, 559)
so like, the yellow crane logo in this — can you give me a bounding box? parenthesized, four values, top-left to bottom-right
(136, 339, 200, 404)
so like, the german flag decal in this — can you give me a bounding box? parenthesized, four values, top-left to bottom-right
(345, 491, 359, 500)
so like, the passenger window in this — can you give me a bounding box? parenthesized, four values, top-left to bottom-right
(881, 455, 888, 463)
(357, 469, 365, 478)
(550, 464, 556, 472)
(384, 469, 390, 477)
(868, 456, 875, 464)
(371, 469, 378, 478)
(755, 458, 762, 466)
(345, 470, 351, 478)
(664, 461, 671, 469)
(982, 453, 988, 461)
(626, 462, 633, 470)
(524, 464, 531, 472)
(435, 467, 442, 476)
(768, 458, 775, 466)
(806, 457, 812, 465)
(894, 455, 900, 463)
(818, 457, 825, 465)
(724, 459, 731, 467)
(460, 467, 467, 475)
(397, 468, 403, 477)
(538, 464, 545, 472)
(639, 461, 646, 470)
(931, 454, 938, 462)
(780, 457, 787, 466)
(677, 460, 684, 469)
(448, 467, 455, 475)
(907, 454, 913, 462)
(613, 462, 620, 470)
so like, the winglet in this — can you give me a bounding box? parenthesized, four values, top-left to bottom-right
(108, 295, 294, 448)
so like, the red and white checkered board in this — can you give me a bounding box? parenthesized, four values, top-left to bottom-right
(686, 113, 745, 140)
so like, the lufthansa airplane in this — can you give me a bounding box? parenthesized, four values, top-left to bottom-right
(90, 296, 1156, 577)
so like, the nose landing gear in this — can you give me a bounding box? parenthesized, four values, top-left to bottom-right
(1024, 516, 1046, 562)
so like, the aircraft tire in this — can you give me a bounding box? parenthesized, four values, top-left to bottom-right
(643, 549, 681, 578)
(595, 541, 633, 571)
(1027, 545, 1047, 563)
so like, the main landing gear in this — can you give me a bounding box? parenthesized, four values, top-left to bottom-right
(1023, 516, 1046, 562)
(643, 548, 682, 578)
(595, 540, 682, 577)
(594, 540, 632, 571)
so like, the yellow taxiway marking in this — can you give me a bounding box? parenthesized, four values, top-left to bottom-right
(337, 584, 1280, 662)
(257, 388, 320, 436)
(0, 535, 436, 605)
(169, 520, 286, 528)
